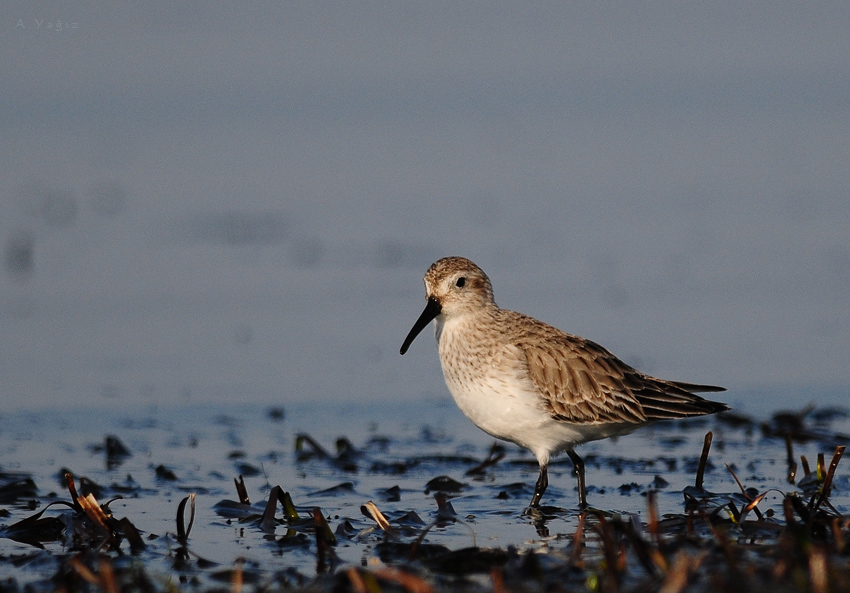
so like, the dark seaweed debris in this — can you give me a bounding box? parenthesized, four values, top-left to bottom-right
(2, 474, 146, 554)
(0, 404, 849, 592)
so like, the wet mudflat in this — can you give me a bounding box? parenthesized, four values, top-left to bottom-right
(0, 399, 848, 593)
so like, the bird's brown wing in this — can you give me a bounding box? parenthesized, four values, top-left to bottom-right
(505, 312, 727, 424)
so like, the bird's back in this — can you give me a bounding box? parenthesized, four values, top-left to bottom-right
(491, 308, 728, 425)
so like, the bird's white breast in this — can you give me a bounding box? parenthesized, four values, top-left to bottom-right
(435, 315, 576, 458)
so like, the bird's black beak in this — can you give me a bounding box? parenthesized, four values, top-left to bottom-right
(400, 296, 441, 355)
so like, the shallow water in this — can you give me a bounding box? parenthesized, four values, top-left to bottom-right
(1, 398, 848, 589)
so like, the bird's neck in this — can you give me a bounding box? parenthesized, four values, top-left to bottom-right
(434, 307, 497, 354)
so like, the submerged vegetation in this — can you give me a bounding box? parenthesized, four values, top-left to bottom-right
(0, 404, 848, 593)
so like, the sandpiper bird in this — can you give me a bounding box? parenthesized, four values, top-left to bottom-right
(400, 256, 728, 508)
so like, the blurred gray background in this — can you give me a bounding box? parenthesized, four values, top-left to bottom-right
(2, 3, 848, 413)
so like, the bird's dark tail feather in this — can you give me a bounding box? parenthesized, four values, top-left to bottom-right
(637, 380, 730, 420)
(669, 381, 727, 393)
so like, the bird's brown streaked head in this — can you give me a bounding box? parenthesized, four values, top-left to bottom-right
(400, 257, 495, 355)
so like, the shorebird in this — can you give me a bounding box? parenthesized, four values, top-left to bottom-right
(400, 256, 728, 508)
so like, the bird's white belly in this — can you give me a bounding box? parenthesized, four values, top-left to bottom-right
(446, 373, 544, 441)
(446, 375, 647, 461)
(441, 363, 588, 459)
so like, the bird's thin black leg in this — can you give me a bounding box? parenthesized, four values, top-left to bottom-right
(530, 464, 548, 508)
(567, 449, 588, 509)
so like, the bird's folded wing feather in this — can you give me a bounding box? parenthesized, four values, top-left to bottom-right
(505, 312, 726, 424)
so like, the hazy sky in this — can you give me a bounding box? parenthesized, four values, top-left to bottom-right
(2, 3, 849, 412)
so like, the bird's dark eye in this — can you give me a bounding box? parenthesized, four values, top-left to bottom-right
(455, 277, 466, 288)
